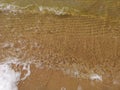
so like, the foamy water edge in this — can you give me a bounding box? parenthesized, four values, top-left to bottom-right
(0, 3, 79, 15)
(0, 57, 31, 90)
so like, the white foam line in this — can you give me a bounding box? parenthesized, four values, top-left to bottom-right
(38, 6, 79, 15)
(0, 3, 22, 13)
(21, 63, 31, 81)
(39, 6, 67, 15)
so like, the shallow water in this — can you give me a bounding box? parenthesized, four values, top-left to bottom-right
(0, 0, 120, 90)
(0, 13, 120, 89)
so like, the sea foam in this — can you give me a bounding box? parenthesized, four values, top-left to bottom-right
(0, 3, 21, 13)
(0, 58, 31, 90)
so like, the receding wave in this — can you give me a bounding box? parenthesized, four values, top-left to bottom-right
(0, 3, 79, 16)
(0, 0, 120, 19)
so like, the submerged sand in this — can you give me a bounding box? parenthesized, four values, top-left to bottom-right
(0, 12, 120, 90)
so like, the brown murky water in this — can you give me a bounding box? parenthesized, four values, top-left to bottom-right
(0, 13, 120, 90)
(0, 0, 120, 90)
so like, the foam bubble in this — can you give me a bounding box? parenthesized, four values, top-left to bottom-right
(0, 58, 31, 90)
(90, 74, 102, 81)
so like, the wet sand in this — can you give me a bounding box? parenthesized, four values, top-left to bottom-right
(0, 13, 120, 90)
